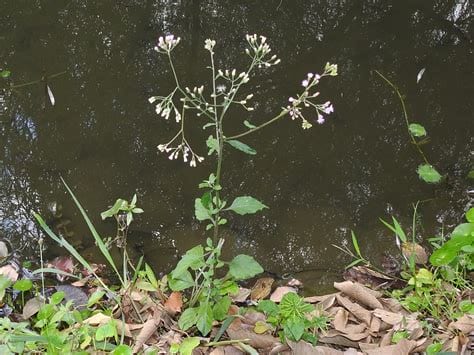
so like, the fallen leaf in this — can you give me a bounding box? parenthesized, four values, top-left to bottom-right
(232, 287, 251, 303)
(22, 297, 42, 319)
(133, 313, 162, 353)
(287, 278, 303, 288)
(334, 281, 383, 310)
(448, 314, 474, 334)
(254, 320, 272, 334)
(164, 291, 182, 316)
(0, 264, 18, 281)
(209, 346, 245, 355)
(365, 338, 417, 355)
(269, 286, 296, 302)
(336, 295, 372, 325)
(227, 322, 280, 349)
(333, 308, 349, 332)
(287, 340, 347, 354)
(372, 309, 403, 325)
(48, 256, 75, 281)
(401, 242, 428, 264)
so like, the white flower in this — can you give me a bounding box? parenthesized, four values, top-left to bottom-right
(148, 96, 157, 103)
(317, 114, 325, 124)
(302, 79, 309, 87)
(204, 39, 216, 52)
(216, 84, 226, 93)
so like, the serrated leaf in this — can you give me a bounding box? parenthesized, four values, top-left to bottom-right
(417, 164, 442, 183)
(178, 307, 198, 330)
(227, 196, 268, 215)
(228, 254, 263, 280)
(244, 120, 257, 129)
(408, 123, 426, 137)
(206, 135, 218, 155)
(226, 139, 256, 155)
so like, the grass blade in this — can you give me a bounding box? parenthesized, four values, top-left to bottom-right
(32, 267, 79, 280)
(60, 177, 123, 285)
(351, 231, 361, 258)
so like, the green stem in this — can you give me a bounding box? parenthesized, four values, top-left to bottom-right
(226, 109, 288, 140)
(374, 70, 429, 164)
(205, 339, 250, 347)
(10, 71, 67, 89)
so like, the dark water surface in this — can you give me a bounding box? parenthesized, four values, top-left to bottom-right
(1, 1, 472, 292)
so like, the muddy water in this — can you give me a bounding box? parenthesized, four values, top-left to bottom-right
(1, 1, 472, 292)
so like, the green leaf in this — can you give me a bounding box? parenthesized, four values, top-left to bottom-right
(195, 198, 212, 221)
(196, 302, 213, 336)
(226, 139, 257, 155)
(101, 199, 127, 220)
(178, 307, 198, 331)
(244, 120, 257, 129)
(351, 231, 361, 257)
(283, 318, 305, 341)
(168, 270, 195, 291)
(466, 208, 474, 223)
(145, 263, 159, 289)
(426, 343, 442, 355)
(87, 289, 106, 307)
(50, 291, 65, 305)
(228, 254, 263, 280)
(13, 279, 33, 292)
(227, 196, 268, 215)
(280, 292, 313, 319)
(380, 217, 407, 243)
(179, 337, 200, 355)
(213, 296, 231, 321)
(257, 300, 279, 317)
(408, 123, 427, 137)
(417, 164, 442, 183)
(173, 245, 205, 275)
(32, 267, 79, 280)
(112, 344, 133, 355)
(468, 170, 474, 179)
(0, 70, 10, 78)
(95, 321, 116, 341)
(206, 135, 218, 155)
(0, 275, 13, 300)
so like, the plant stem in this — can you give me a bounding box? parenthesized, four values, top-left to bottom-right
(10, 71, 67, 89)
(205, 339, 250, 347)
(374, 70, 429, 164)
(226, 109, 288, 140)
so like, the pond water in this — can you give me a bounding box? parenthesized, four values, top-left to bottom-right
(1, 1, 472, 292)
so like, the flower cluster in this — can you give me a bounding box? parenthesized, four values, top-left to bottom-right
(245, 34, 281, 68)
(154, 34, 181, 53)
(158, 140, 204, 167)
(286, 63, 338, 129)
(204, 39, 216, 53)
(148, 91, 181, 122)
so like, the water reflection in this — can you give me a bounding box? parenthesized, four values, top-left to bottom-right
(0, 1, 472, 288)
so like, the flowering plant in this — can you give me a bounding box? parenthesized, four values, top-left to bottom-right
(149, 34, 337, 241)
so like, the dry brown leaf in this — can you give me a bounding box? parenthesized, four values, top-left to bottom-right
(365, 338, 417, 355)
(334, 308, 349, 332)
(372, 308, 403, 325)
(22, 297, 42, 319)
(358, 343, 379, 352)
(287, 340, 347, 354)
(334, 281, 383, 310)
(269, 286, 296, 302)
(304, 293, 339, 304)
(71, 278, 89, 287)
(243, 310, 266, 325)
(319, 333, 359, 348)
(448, 314, 474, 334)
(83, 312, 112, 325)
(336, 295, 372, 325)
(232, 287, 251, 303)
(132, 312, 162, 353)
(379, 329, 394, 347)
(164, 291, 182, 316)
(369, 316, 381, 334)
(0, 264, 18, 281)
(227, 322, 280, 349)
(379, 298, 406, 314)
(209, 346, 245, 355)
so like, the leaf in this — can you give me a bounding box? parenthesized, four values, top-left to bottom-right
(101, 199, 127, 220)
(417, 164, 442, 183)
(87, 289, 106, 307)
(164, 291, 183, 315)
(179, 337, 200, 355)
(468, 170, 474, 179)
(283, 318, 305, 341)
(13, 279, 33, 292)
(0, 264, 19, 282)
(95, 321, 116, 341)
(1, 70, 11, 78)
(227, 196, 268, 215)
(173, 245, 205, 275)
(145, 263, 159, 289)
(213, 296, 231, 321)
(228, 254, 263, 280)
(254, 321, 272, 334)
(466, 208, 474, 223)
(257, 300, 279, 316)
(244, 120, 257, 129)
(32, 267, 79, 280)
(194, 198, 212, 221)
(22, 297, 42, 319)
(196, 302, 213, 335)
(168, 270, 194, 291)
(380, 217, 407, 243)
(46, 84, 55, 106)
(206, 135, 218, 155)
(178, 307, 198, 331)
(50, 291, 65, 305)
(416, 68, 426, 83)
(113, 344, 133, 355)
(226, 139, 257, 155)
(408, 123, 426, 137)
(280, 292, 313, 319)
(351, 230, 361, 257)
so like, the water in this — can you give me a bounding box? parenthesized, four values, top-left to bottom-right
(1, 1, 472, 292)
